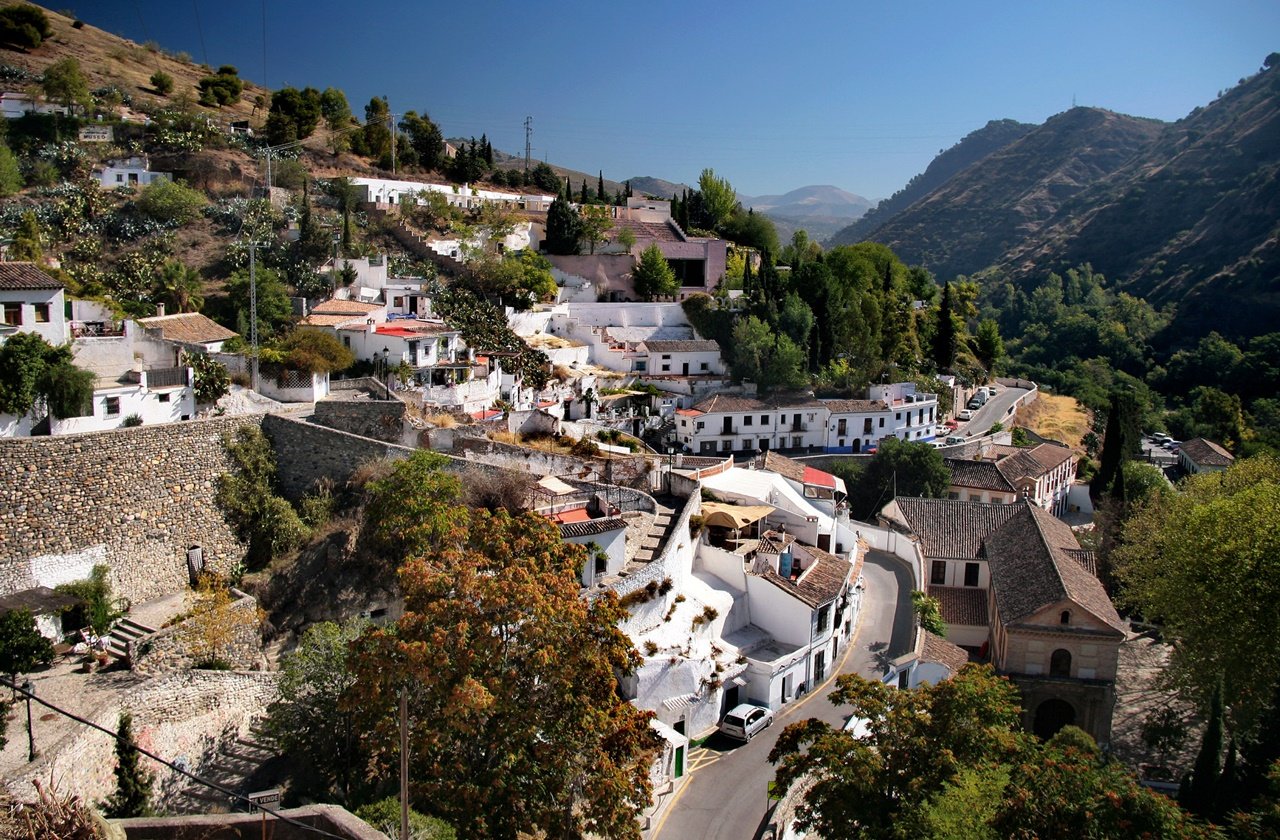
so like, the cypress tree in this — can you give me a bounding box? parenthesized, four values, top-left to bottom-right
(104, 712, 154, 817)
(1184, 678, 1225, 818)
(932, 281, 956, 371)
(597, 170, 606, 202)
(625, 180, 632, 199)
(545, 192, 581, 255)
(481, 134, 493, 166)
(579, 179, 590, 204)
(1093, 390, 1138, 501)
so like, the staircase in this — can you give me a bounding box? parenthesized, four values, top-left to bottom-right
(173, 721, 279, 813)
(363, 203, 471, 278)
(632, 500, 678, 565)
(106, 617, 155, 659)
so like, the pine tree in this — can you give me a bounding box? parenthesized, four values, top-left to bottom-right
(597, 170, 606, 202)
(104, 712, 153, 818)
(544, 192, 581, 255)
(1184, 678, 1224, 818)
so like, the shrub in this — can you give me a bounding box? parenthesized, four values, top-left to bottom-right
(354, 798, 456, 840)
(0, 4, 53, 49)
(185, 352, 230, 404)
(197, 67, 243, 107)
(0, 608, 54, 679)
(55, 565, 128, 634)
(643, 641, 659, 656)
(277, 329, 355, 373)
(136, 179, 206, 225)
(215, 426, 309, 566)
(150, 70, 174, 95)
(298, 482, 336, 528)
(122, 413, 143, 427)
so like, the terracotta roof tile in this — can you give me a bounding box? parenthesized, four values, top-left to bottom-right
(756, 541, 852, 608)
(0, 263, 62, 290)
(639, 339, 720, 353)
(1180, 437, 1234, 467)
(691, 393, 769, 413)
(890, 497, 1022, 559)
(921, 629, 971, 674)
(137, 312, 237, 344)
(946, 458, 1015, 493)
(822, 399, 886, 413)
(309, 299, 383, 315)
(559, 517, 627, 539)
(928, 585, 989, 626)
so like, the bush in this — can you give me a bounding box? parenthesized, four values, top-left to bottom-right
(136, 179, 206, 225)
(277, 329, 354, 373)
(185, 352, 230, 404)
(215, 426, 309, 565)
(0, 608, 54, 679)
(150, 70, 174, 95)
(55, 565, 128, 635)
(354, 798, 456, 840)
(0, 4, 53, 49)
(197, 67, 243, 107)
(122, 413, 143, 427)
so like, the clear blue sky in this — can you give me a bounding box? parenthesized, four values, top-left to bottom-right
(80, 1, 1278, 199)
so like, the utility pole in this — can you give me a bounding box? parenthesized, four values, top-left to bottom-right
(389, 109, 397, 176)
(523, 116, 532, 173)
(399, 688, 409, 840)
(246, 240, 270, 392)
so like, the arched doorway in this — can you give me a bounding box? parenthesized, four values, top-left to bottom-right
(1033, 698, 1076, 740)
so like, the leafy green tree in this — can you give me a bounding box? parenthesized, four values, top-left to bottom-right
(721, 207, 779, 253)
(135, 179, 207, 226)
(355, 798, 456, 840)
(579, 204, 613, 254)
(55, 565, 127, 635)
(41, 360, 94, 419)
(633, 244, 678, 299)
(400, 110, 444, 170)
(697, 168, 737, 231)
(0, 332, 83, 418)
(267, 619, 369, 802)
(912, 590, 947, 636)
(846, 436, 951, 521)
(0, 4, 53, 49)
(185, 352, 230, 404)
(529, 161, 560, 193)
(1114, 455, 1280, 732)
(731, 315, 807, 390)
(0, 608, 53, 684)
(197, 66, 243, 107)
(344, 502, 659, 840)
(226, 266, 293, 339)
(0, 142, 22, 197)
(770, 665, 1028, 839)
(469, 250, 557, 309)
(974, 318, 1003, 373)
(616, 226, 636, 252)
(9, 211, 42, 262)
(103, 713, 154, 818)
(779, 292, 814, 351)
(543, 189, 581, 255)
(264, 86, 323, 145)
(1120, 460, 1171, 506)
(41, 58, 91, 115)
(214, 426, 309, 566)
(275, 328, 355, 373)
(149, 70, 174, 95)
(364, 451, 467, 557)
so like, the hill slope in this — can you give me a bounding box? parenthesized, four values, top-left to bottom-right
(849, 108, 1166, 279)
(997, 65, 1280, 341)
(739, 184, 874, 219)
(829, 118, 1035, 246)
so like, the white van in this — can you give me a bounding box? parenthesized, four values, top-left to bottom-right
(719, 704, 774, 741)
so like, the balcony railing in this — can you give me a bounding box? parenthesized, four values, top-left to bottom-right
(143, 367, 190, 388)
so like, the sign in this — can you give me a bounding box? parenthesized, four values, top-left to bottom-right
(247, 788, 281, 813)
(78, 126, 113, 142)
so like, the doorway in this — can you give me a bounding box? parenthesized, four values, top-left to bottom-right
(1033, 698, 1076, 740)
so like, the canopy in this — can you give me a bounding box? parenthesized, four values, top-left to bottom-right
(535, 475, 578, 496)
(701, 502, 774, 530)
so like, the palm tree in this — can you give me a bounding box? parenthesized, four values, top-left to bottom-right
(578, 388, 597, 419)
(154, 261, 204, 313)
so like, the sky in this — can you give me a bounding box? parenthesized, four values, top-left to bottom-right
(81, 1, 1280, 200)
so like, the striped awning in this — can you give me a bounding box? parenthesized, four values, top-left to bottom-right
(661, 693, 698, 711)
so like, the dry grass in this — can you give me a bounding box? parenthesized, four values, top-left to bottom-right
(424, 412, 458, 428)
(1016, 393, 1092, 452)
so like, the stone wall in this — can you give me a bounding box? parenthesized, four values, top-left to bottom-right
(312, 398, 408, 444)
(132, 591, 266, 673)
(117, 805, 386, 840)
(453, 436, 651, 488)
(0, 416, 262, 603)
(8, 670, 278, 811)
(261, 414, 414, 500)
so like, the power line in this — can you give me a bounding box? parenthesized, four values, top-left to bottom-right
(2, 679, 349, 839)
(190, 0, 209, 68)
(261, 0, 269, 89)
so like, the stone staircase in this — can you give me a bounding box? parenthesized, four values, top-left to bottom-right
(106, 617, 156, 659)
(363, 203, 471, 278)
(173, 721, 279, 813)
(632, 500, 677, 565)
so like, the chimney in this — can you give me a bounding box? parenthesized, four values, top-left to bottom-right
(156, 302, 165, 317)
(367, 318, 376, 335)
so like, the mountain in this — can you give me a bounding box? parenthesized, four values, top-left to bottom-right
(996, 66, 1280, 341)
(842, 108, 1166, 280)
(829, 119, 1036, 245)
(626, 176, 693, 200)
(737, 185, 874, 243)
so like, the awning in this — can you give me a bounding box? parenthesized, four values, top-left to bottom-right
(730, 676, 747, 687)
(661, 693, 698, 712)
(701, 502, 775, 530)
(535, 475, 577, 496)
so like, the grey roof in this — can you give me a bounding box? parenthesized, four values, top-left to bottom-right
(821, 399, 886, 413)
(891, 497, 1022, 560)
(639, 339, 720, 353)
(984, 505, 1124, 633)
(994, 448, 1051, 486)
(690, 393, 769, 414)
(0, 263, 63, 290)
(946, 458, 1015, 493)
(559, 517, 627, 539)
(1180, 437, 1234, 467)
(756, 541, 852, 608)
(0, 586, 80, 615)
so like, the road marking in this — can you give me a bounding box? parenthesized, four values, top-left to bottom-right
(685, 747, 722, 771)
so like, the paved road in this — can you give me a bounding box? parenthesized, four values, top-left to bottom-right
(653, 551, 914, 840)
(956, 386, 1030, 436)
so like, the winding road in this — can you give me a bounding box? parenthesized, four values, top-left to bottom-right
(653, 550, 914, 840)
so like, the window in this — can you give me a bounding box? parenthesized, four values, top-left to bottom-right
(2, 303, 20, 326)
(744, 416, 753, 426)
(342, 336, 350, 348)
(760, 415, 768, 424)
(964, 562, 979, 587)
(393, 296, 405, 307)
(104, 397, 120, 416)
(634, 360, 647, 372)
(969, 494, 982, 502)
(948, 492, 960, 500)
(661, 354, 671, 360)
(661, 364, 670, 372)
(1049, 649, 1072, 677)
(895, 412, 901, 420)
(1060, 610, 1071, 625)
(158, 392, 171, 403)
(792, 436, 801, 447)
(33, 303, 49, 323)
(696, 421, 704, 430)
(878, 417, 885, 427)
(931, 561, 947, 585)
(115, 173, 124, 182)
(721, 440, 732, 451)
(700, 362, 708, 371)
(817, 605, 830, 633)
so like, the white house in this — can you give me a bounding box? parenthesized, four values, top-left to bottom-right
(94, 156, 172, 189)
(635, 339, 725, 377)
(953, 443, 1076, 517)
(1178, 437, 1235, 475)
(0, 91, 67, 119)
(350, 176, 556, 212)
(0, 262, 68, 346)
(136, 311, 238, 355)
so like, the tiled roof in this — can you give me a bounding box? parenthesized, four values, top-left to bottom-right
(309, 298, 383, 315)
(137, 312, 237, 344)
(760, 451, 805, 483)
(891, 497, 1022, 560)
(758, 542, 852, 608)
(759, 529, 798, 554)
(298, 313, 365, 327)
(1026, 442, 1075, 472)
(946, 458, 1014, 493)
(639, 339, 720, 353)
(921, 629, 971, 674)
(0, 263, 63, 290)
(928, 585, 989, 627)
(822, 399, 886, 413)
(993, 448, 1049, 486)
(1180, 437, 1234, 467)
(985, 505, 1124, 633)
(559, 517, 627, 539)
(691, 393, 769, 414)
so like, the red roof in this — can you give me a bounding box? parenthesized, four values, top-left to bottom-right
(471, 409, 503, 420)
(802, 466, 837, 489)
(538, 400, 558, 408)
(675, 408, 703, 417)
(550, 508, 590, 524)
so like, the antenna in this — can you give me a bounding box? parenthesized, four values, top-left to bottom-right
(523, 116, 532, 173)
(1072, 93, 1077, 108)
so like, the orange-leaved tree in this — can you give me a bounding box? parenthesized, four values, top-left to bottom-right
(346, 453, 659, 839)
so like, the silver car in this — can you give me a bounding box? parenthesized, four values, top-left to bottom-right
(719, 703, 774, 741)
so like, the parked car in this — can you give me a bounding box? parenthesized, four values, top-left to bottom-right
(958, 409, 974, 421)
(987, 386, 999, 396)
(945, 435, 966, 446)
(720, 703, 774, 741)
(934, 426, 950, 438)
(1151, 433, 1172, 444)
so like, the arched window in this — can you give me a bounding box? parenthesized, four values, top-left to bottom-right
(1050, 648, 1072, 677)
(1060, 610, 1071, 625)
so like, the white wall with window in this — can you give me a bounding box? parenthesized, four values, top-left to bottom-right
(0, 286, 67, 346)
